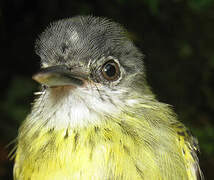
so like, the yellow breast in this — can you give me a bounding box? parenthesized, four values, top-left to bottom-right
(14, 110, 198, 180)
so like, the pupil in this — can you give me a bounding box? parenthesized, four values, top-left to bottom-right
(105, 64, 116, 77)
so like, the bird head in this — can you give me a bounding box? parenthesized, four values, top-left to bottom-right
(32, 16, 152, 129)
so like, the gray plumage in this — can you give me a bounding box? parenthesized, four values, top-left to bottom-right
(35, 16, 147, 91)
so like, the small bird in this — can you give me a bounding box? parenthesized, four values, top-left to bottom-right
(13, 16, 203, 180)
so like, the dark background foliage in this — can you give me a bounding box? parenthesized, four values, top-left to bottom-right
(0, 0, 214, 179)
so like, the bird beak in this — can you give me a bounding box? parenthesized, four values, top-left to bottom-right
(32, 65, 88, 88)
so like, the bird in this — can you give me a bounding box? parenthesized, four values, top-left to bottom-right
(13, 15, 203, 180)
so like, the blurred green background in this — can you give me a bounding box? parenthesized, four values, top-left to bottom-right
(0, 0, 214, 179)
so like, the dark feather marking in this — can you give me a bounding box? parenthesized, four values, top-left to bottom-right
(64, 129, 69, 139)
(135, 164, 144, 179)
(48, 128, 54, 133)
(73, 132, 79, 152)
(177, 131, 185, 136)
(104, 128, 112, 141)
(123, 144, 130, 156)
(94, 126, 100, 133)
(89, 139, 95, 160)
(182, 149, 186, 155)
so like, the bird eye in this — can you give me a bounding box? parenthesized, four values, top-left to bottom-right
(101, 60, 120, 81)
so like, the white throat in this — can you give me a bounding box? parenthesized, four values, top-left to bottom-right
(27, 86, 131, 130)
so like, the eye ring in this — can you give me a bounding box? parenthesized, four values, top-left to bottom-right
(101, 60, 120, 81)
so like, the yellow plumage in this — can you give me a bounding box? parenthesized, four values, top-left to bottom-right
(14, 100, 201, 180)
